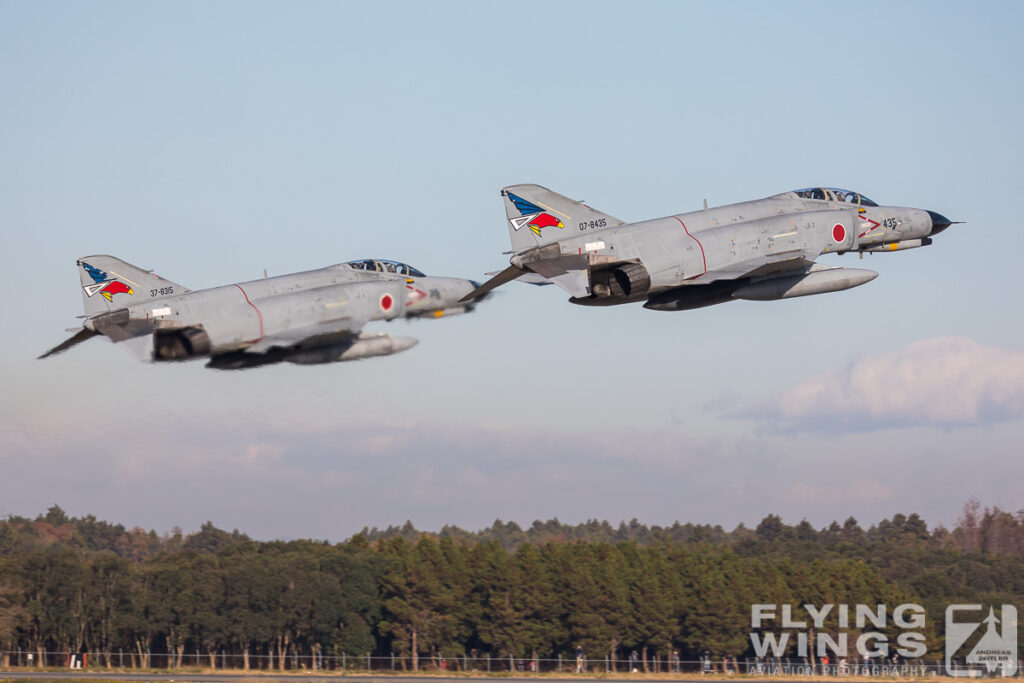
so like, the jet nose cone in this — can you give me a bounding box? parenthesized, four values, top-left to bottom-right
(927, 210, 954, 236)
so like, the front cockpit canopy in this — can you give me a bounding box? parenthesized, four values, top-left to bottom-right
(791, 187, 878, 207)
(345, 259, 427, 277)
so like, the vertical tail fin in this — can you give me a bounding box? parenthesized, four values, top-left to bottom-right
(77, 255, 189, 317)
(501, 184, 624, 252)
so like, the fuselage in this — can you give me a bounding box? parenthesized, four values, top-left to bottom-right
(517, 189, 942, 308)
(86, 261, 477, 358)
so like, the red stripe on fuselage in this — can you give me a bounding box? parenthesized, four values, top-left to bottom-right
(233, 284, 264, 343)
(672, 216, 707, 278)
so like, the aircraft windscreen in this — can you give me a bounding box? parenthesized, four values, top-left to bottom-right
(345, 259, 426, 277)
(792, 188, 878, 207)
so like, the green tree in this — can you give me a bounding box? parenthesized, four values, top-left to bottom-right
(84, 553, 134, 667)
(378, 537, 460, 670)
(20, 548, 90, 659)
(0, 566, 28, 667)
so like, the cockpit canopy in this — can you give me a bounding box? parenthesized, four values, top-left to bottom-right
(791, 187, 878, 207)
(344, 259, 427, 277)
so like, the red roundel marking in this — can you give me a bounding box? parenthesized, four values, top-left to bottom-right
(832, 223, 847, 242)
(380, 293, 394, 312)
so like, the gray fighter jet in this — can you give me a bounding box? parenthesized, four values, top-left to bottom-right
(464, 185, 957, 310)
(42, 256, 483, 369)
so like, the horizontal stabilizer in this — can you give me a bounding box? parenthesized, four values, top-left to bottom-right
(460, 265, 525, 302)
(38, 328, 100, 359)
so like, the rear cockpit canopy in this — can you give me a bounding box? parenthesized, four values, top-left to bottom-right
(344, 259, 426, 277)
(789, 187, 878, 207)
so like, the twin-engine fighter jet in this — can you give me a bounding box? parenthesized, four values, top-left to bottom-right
(464, 185, 957, 310)
(42, 256, 483, 369)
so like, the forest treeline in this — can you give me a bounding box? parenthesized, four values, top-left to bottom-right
(0, 500, 1022, 669)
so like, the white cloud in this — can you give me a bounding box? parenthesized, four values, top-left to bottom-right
(724, 337, 1024, 431)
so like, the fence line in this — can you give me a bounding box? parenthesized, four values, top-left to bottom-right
(3, 650, 1018, 677)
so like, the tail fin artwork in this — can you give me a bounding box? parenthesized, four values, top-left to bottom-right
(77, 255, 189, 317)
(463, 184, 625, 302)
(502, 184, 624, 252)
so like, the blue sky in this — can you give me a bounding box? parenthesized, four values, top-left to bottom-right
(2, 1, 1023, 540)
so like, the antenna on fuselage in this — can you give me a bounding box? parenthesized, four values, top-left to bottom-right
(263, 268, 268, 279)
(703, 199, 708, 210)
